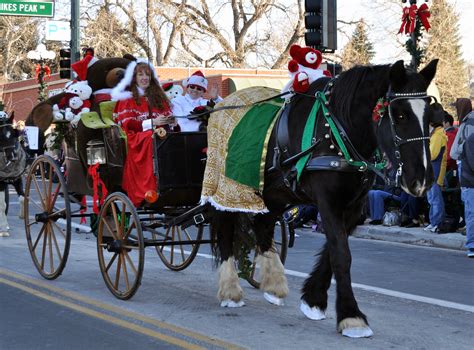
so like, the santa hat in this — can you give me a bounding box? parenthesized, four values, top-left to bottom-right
(182, 70, 208, 91)
(71, 54, 98, 81)
(111, 58, 161, 101)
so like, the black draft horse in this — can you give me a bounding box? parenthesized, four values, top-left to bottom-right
(0, 111, 27, 229)
(210, 60, 438, 337)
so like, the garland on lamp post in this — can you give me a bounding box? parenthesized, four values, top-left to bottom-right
(27, 44, 55, 102)
(398, 0, 431, 70)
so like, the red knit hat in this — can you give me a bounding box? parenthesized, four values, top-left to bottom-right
(183, 70, 208, 91)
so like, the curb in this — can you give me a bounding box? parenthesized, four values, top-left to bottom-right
(352, 225, 466, 251)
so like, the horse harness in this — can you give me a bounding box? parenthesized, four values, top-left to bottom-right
(269, 78, 432, 196)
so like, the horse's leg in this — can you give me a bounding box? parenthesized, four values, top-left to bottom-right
(300, 242, 332, 320)
(254, 212, 288, 305)
(13, 178, 25, 219)
(211, 211, 244, 307)
(0, 184, 9, 236)
(318, 200, 373, 338)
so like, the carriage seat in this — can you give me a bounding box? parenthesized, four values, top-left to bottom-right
(81, 101, 117, 129)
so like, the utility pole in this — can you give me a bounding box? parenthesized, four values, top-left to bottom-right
(71, 0, 80, 66)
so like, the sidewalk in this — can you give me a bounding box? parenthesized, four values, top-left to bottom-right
(352, 224, 467, 251)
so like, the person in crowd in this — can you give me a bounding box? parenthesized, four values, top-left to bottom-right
(424, 121, 447, 232)
(171, 70, 223, 132)
(112, 59, 175, 207)
(450, 98, 474, 257)
(443, 113, 458, 174)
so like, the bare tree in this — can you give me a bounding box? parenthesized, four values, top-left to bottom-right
(0, 17, 40, 81)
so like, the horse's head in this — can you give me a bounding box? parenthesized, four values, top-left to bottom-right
(376, 59, 438, 197)
(0, 111, 20, 161)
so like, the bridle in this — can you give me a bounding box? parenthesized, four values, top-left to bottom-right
(380, 90, 433, 186)
(0, 122, 19, 163)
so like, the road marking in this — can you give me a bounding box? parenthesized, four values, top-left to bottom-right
(0, 268, 244, 350)
(0, 277, 204, 350)
(194, 252, 474, 314)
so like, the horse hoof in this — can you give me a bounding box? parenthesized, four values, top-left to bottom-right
(300, 301, 326, 320)
(342, 327, 374, 338)
(220, 299, 245, 308)
(263, 292, 284, 306)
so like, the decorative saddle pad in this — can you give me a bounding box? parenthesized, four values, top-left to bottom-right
(201, 86, 283, 213)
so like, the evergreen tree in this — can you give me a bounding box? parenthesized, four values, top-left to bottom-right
(340, 19, 375, 70)
(423, 0, 469, 115)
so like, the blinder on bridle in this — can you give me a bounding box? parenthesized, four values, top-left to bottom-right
(379, 90, 435, 186)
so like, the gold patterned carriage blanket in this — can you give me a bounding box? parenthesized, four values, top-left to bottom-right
(200, 86, 284, 213)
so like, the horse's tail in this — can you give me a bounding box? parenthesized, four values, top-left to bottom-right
(210, 211, 255, 266)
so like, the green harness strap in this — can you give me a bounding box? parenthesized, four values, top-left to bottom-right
(295, 91, 386, 180)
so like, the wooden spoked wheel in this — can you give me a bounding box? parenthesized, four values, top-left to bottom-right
(244, 221, 289, 289)
(24, 155, 71, 280)
(97, 192, 144, 300)
(152, 223, 203, 271)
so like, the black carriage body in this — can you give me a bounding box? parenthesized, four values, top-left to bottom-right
(152, 131, 207, 209)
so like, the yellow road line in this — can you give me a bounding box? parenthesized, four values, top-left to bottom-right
(0, 268, 245, 350)
(0, 277, 203, 350)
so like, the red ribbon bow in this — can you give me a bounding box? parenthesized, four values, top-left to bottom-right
(398, 3, 431, 35)
(88, 163, 108, 214)
(35, 64, 51, 83)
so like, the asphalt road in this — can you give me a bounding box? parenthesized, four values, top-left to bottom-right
(1, 197, 473, 349)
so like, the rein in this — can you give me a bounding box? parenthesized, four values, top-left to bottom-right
(171, 91, 292, 119)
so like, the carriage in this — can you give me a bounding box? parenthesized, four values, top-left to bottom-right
(22, 101, 292, 300)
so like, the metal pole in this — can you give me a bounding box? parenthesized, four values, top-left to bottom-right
(71, 0, 80, 67)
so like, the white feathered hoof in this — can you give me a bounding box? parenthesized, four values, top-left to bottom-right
(18, 196, 25, 219)
(217, 257, 244, 306)
(300, 301, 326, 320)
(338, 317, 374, 338)
(263, 292, 284, 306)
(220, 299, 245, 308)
(258, 251, 289, 299)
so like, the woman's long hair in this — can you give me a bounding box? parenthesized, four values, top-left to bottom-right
(130, 63, 170, 110)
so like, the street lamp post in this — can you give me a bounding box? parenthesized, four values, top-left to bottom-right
(27, 44, 56, 102)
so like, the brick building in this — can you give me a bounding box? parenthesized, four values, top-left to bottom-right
(1, 66, 288, 121)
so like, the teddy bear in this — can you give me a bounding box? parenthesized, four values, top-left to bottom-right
(162, 82, 183, 100)
(52, 81, 92, 126)
(283, 44, 330, 94)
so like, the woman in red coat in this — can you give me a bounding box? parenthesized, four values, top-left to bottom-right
(112, 59, 176, 206)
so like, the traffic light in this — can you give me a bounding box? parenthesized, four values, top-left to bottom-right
(59, 48, 71, 79)
(304, 0, 337, 53)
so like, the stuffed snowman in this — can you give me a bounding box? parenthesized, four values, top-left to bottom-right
(162, 82, 183, 100)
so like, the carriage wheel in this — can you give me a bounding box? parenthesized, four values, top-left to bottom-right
(244, 220, 289, 289)
(152, 222, 204, 271)
(24, 155, 71, 280)
(97, 192, 144, 300)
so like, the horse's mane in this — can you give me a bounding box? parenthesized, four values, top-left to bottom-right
(328, 64, 391, 126)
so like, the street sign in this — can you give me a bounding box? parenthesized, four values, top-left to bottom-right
(0, 0, 54, 17)
(45, 20, 70, 41)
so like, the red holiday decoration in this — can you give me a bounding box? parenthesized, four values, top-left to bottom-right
(35, 64, 51, 82)
(372, 98, 389, 122)
(398, 3, 431, 34)
(88, 163, 108, 214)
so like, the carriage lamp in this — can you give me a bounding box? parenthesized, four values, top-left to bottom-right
(86, 140, 106, 165)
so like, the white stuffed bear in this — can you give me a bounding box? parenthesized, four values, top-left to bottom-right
(53, 80, 93, 126)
